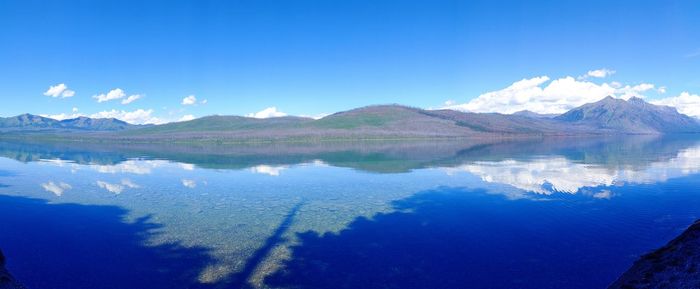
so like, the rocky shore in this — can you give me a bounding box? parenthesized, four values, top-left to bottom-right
(609, 220, 700, 289)
(0, 250, 25, 289)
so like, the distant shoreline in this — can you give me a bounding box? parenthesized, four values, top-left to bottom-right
(3, 98, 700, 142)
(1, 131, 695, 146)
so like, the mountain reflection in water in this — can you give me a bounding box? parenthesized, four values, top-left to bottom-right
(0, 135, 699, 289)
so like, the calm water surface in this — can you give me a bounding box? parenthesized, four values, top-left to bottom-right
(1, 136, 699, 289)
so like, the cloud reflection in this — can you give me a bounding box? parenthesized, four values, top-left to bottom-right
(446, 146, 700, 197)
(181, 179, 196, 188)
(96, 181, 124, 194)
(92, 160, 166, 175)
(250, 165, 287, 176)
(180, 163, 195, 171)
(447, 158, 615, 195)
(40, 181, 72, 197)
(592, 190, 613, 199)
(39, 159, 74, 166)
(96, 179, 140, 194)
(121, 179, 140, 188)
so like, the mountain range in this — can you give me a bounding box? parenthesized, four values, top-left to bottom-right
(1, 96, 699, 142)
(555, 96, 700, 134)
(0, 114, 134, 131)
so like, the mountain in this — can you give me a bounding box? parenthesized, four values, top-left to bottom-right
(59, 117, 133, 131)
(309, 105, 478, 135)
(125, 104, 582, 140)
(1, 97, 699, 141)
(0, 114, 137, 132)
(116, 99, 700, 140)
(422, 109, 602, 135)
(512, 110, 559, 119)
(0, 114, 62, 130)
(130, 115, 314, 134)
(117, 105, 482, 141)
(556, 96, 700, 133)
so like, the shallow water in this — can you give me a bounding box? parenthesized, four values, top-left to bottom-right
(1, 136, 699, 289)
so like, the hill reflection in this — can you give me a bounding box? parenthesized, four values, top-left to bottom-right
(0, 136, 698, 175)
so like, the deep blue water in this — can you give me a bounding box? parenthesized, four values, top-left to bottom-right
(0, 136, 699, 289)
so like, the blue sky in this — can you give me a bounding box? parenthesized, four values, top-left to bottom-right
(1, 0, 699, 123)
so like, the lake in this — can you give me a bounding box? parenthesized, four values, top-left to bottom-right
(1, 136, 700, 289)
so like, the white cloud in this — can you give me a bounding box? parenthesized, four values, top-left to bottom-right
(445, 76, 610, 114)
(41, 108, 176, 124)
(200, 99, 208, 105)
(62, 90, 75, 97)
(444, 74, 658, 114)
(40, 108, 163, 124)
(616, 83, 656, 99)
(246, 107, 288, 119)
(657, 86, 667, 94)
(40, 113, 83, 120)
(90, 109, 163, 124)
(300, 113, 330, 120)
(93, 88, 141, 104)
(651, 92, 700, 118)
(72, 107, 79, 112)
(40, 181, 72, 197)
(44, 83, 75, 98)
(632, 83, 654, 91)
(96, 181, 124, 194)
(93, 88, 126, 103)
(585, 68, 615, 78)
(178, 114, 195, 122)
(182, 95, 197, 105)
(182, 179, 197, 188)
(121, 94, 142, 104)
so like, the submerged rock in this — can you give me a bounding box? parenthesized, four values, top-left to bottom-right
(0, 250, 26, 289)
(609, 220, 700, 289)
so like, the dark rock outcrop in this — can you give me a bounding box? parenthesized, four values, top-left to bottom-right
(0, 250, 26, 289)
(609, 220, 700, 289)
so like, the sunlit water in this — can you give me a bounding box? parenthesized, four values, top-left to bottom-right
(1, 136, 699, 289)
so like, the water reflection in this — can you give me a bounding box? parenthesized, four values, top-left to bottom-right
(40, 181, 71, 197)
(0, 195, 214, 289)
(1, 136, 698, 174)
(267, 183, 700, 289)
(96, 180, 136, 195)
(445, 143, 700, 198)
(91, 160, 165, 175)
(181, 179, 197, 188)
(250, 165, 288, 176)
(0, 136, 700, 288)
